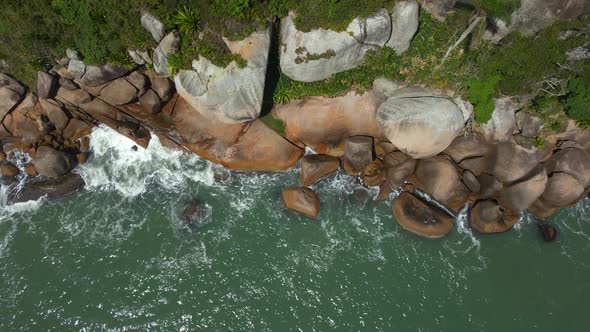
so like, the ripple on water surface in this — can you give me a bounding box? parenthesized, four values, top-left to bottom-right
(1, 126, 590, 331)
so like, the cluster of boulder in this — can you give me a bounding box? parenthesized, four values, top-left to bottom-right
(277, 83, 590, 239)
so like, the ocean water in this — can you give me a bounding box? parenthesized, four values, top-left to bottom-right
(1, 126, 589, 331)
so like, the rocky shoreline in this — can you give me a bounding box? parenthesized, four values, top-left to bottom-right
(1, 0, 589, 239)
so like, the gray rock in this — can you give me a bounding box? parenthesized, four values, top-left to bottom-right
(59, 77, 79, 90)
(125, 71, 148, 93)
(129, 49, 153, 65)
(387, 0, 420, 54)
(36, 71, 58, 99)
(515, 111, 543, 137)
(280, 11, 389, 82)
(175, 30, 269, 123)
(67, 59, 86, 79)
(567, 42, 590, 62)
(100, 78, 138, 105)
(0, 73, 25, 119)
(343, 136, 374, 175)
(546, 147, 590, 187)
(153, 32, 180, 77)
(141, 12, 165, 43)
(512, 0, 590, 36)
(78, 64, 128, 87)
(377, 88, 465, 159)
(33, 146, 74, 178)
(481, 97, 517, 143)
(444, 132, 489, 163)
(150, 75, 173, 100)
(65, 48, 81, 60)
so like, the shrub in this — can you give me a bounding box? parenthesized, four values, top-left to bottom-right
(564, 76, 590, 126)
(467, 75, 501, 124)
(173, 6, 199, 36)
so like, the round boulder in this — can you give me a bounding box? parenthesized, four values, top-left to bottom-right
(282, 187, 320, 218)
(383, 151, 416, 188)
(0, 163, 19, 178)
(362, 159, 386, 187)
(300, 154, 340, 186)
(392, 192, 453, 238)
(413, 155, 470, 210)
(343, 136, 374, 175)
(377, 91, 465, 159)
(32, 146, 74, 178)
(469, 199, 520, 234)
(546, 147, 590, 187)
(541, 172, 584, 207)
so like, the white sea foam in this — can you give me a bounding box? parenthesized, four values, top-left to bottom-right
(78, 125, 214, 197)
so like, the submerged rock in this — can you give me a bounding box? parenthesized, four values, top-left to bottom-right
(300, 154, 340, 186)
(282, 187, 320, 218)
(392, 192, 453, 238)
(7, 172, 85, 204)
(179, 199, 211, 227)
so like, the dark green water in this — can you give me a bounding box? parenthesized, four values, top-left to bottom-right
(1, 127, 589, 331)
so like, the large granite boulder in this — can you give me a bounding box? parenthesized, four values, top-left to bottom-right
(481, 97, 517, 143)
(175, 30, 270, 123)
(280, 2, 419, 82)
(443, 132, 490, 163)
(497, 165, 548, 212)
(282, 187, 320, 218)
(469, 199, 520, 234)
(515, 111, 543, 138)
(491, 140, 552, 183)
(412, 155, 470, 210)
(342, 136, 374, 175)
(273, 91, 385, 155)
(392, 192, 454, 238)
(545, 147, 590, 188)
(0, 73, 25, 119)
(377, 88, 466, 159)
(40, 99, 70, 130)
(172, 96, 303, 171)
(32, 146, 74, 178)
(2, 93, 43, 143)
(541, 172, 585, 207)
(153, 32, 180, 77)
(300, 154, 340, 186)
(383, 151, 417, 188)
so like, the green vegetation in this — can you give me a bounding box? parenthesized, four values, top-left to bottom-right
(564, 75, 590, 128)
(260, 113, 286, 136)
(467, 76, 501, 124)
(173, 6, 199, 35)
(533, 136, 546, 148)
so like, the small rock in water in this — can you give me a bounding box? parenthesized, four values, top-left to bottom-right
(180, 199, 211, 227)
(131, 145, 138, 151)
(537, 223, 557, 242)
(212, 166, 231, 183)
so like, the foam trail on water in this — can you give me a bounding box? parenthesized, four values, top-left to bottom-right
(78, 125, 214, 197)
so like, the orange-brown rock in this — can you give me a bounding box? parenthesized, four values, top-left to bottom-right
(362, 159, 385, 187)
(392, 192, 453, 238)
(412, 155, 470, 210)
(173, 96, 302, 171)
(497, 165, 547, 212)
(24, 163, 38, 177)
(528, 198, 560, 219)
(300, 154, 340, 186)
(2, 94, 44, 145)
(0, 163, 19, 177)
(76, 152, 90, 164)
(469, 199, 520, 234)
(282, 187, 320, 218)
(541, 172, 585, 207)
(443, 132, 490, 163)
(273, 91, 385, 156)
(376, 181, 394, 200)
(383, 151, 416, 188)
(63, 118, 92, 142)
(343, 136, 374, 175)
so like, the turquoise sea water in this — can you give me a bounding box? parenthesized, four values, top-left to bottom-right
(1, 127, 589, 331)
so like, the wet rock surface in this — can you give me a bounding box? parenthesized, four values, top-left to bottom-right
(282, 187, 321, 218)
(7, 172, 85, 204)
(392, 192, 453, 238)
